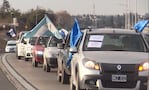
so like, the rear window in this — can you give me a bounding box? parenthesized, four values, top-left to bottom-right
(48, 37, 63, 47)
(83, 34, 147, 52)
(36, 37, 49, 46)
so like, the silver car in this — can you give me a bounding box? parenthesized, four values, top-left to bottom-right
(70, 28, 149, 90)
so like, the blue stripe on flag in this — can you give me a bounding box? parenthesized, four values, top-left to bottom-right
(134, 20, 149, 32)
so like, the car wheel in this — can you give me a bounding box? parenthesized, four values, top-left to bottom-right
(61, 67, 69, 84)
(45, 63, 51, 72)
(70, 76, 75, 90)
(76, 72, 85, 90)
(57, 67, 61, 82)
(17, 56, 21, 59)
(32, 58, 38, 67)
(25, 58, 29, 61)
(139, 81, 147, 90)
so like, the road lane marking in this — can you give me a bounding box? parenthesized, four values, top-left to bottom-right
(2, 54, 37, 90)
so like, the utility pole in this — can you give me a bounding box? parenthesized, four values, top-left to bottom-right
(135, 0, 137, 24)
(93, 3, 97, 28)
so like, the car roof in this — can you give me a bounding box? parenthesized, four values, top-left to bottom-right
(7, 40, 16, 44)
(83, 28, 140, 35)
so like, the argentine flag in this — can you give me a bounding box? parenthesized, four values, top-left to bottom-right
(24, 15, 62, 39)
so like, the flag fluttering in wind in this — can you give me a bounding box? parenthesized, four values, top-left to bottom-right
(70, 19, 82, 47)
(23, 15, 62, 39)
(134, 20, 149, 32)
(6, 28, 16, 37)
(66, 18, 82, 67)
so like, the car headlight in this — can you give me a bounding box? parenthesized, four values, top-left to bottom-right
(83, 60, 100, 70)
(138, 62, 149, 71)
(36, 51, 43, 55)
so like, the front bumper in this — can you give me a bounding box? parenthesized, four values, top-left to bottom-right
(80, 75, 99, 89)
(35, 54, 43, 62)
(80, 75, 148, 90)
(25, 52, 32, 59)
(97, 76, 148, 90)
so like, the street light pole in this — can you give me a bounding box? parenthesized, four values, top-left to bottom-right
(135, 0, 137, 24)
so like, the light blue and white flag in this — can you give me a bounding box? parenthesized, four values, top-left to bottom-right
(24, 15, 62, 39)
(134, 20, 149, 32)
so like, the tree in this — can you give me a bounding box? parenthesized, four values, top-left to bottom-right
(56, 11, 73, 30)
(1, 0, 10, 12)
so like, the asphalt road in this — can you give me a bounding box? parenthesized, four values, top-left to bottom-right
(1, 53, 69, 90)
(0, 54, 17, 90)
(0, 68, 17, 90)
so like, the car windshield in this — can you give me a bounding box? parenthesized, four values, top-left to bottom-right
(83, 34, 147, 52)
(7, 43, 16, 46)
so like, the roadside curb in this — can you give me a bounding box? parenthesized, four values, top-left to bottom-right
(0, 54, 36, 90)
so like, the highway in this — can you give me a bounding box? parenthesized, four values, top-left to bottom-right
(1, 53, 69, 90)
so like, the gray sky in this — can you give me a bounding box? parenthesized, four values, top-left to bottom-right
(1, 0, 149, 15)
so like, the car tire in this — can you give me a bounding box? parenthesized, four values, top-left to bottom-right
(45, 63, 51, 72)
(32, 58, 38, 67)
(61, 67, 69, 84)
(76, 72, 85, 90)
(17, 55, 21, 59)
(70, 76, 75, 90)
(57, 67, 61, 82)
(139, 82, 147, 90)
(25, 58, 29, 61)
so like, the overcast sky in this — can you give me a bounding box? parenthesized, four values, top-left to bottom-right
(1, 0, 149, 15)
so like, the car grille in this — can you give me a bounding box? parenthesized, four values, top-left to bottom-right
(100, 63, 138, 88)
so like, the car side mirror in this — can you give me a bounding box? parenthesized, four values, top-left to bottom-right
(69, 47, 77, 53)
(57, 43, 64, 49)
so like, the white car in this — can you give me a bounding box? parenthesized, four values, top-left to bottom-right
(43, 36, 63, 72)
(5, 40, 16, 53)
(70, 28, 149, 90)
(23, 37, 37, 61)
(16, 31, 28, 59)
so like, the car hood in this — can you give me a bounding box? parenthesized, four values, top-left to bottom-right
(81, 51, 149, 64)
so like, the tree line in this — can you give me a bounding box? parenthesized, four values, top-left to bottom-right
(0, 0, 148, 32)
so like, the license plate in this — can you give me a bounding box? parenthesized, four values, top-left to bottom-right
(112, 74, 127, 82)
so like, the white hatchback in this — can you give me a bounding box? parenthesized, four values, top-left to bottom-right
(5, 40, 17, 53)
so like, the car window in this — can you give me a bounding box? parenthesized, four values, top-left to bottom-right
(144, 34, 149, 45)
(83, 34, 147, 52)
(29, 37, 37, 45)
(7, 43, 16, 46)
(48, 37, 63, 47)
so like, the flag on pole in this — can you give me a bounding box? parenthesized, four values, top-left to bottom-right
(23, 15, 62, 39)
(6, 28, 16, 37)
(70, 18, 82, 47)
(134, 20, 149, 32)
(66, 18, 82, 67)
